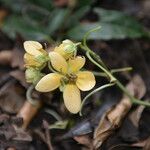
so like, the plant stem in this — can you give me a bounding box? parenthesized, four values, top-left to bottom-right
(92, 71, 107, 77)
(111, 67, 132, 73)
(44, 109, 62, 121)
(81, 45, 150, 107)
(79, 83, 115, 116)
(86, 51, 116, 82)
(91, 67, 132, 77)
(80, 45, 107, 69)
(26, 85, 39, 106)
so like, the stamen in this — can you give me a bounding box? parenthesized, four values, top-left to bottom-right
(65, 73, 77, 83)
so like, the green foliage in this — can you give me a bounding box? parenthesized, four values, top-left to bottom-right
(67, 8, 148, 40)
(0, 0, 149, 41)
(0, 0, 75, 40)
(77, 0, 93, 7)
(66, 5, 90, 27)
(0, 0, 25, 13)
(3, 15, 50, 41)
(49, 120, 68, 130)
(47, 8, 71, 34)
(28, 0, 53, 11)
(0, 0, 53, 12)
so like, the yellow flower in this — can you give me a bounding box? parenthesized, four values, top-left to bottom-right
(24, 53, 41, 68)
(35, 52, 96, 114)
(54, 39, 79, 60)
(24, 41, 48, 68)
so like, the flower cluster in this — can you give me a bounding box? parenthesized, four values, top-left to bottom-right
(24, 40, 96, 114)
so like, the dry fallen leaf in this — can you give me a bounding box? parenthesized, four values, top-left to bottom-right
(129, 104, 145, 128)
(128, 75, 146, 127)
(74, 135, 93, 150)
(11, 47, 24, 70)
(131, 137, 150, 149)
(0, 81, 25, 114)
(10, 70, 27, 88)
(93, 75, 146, 149)
(143, 137, 150, 150)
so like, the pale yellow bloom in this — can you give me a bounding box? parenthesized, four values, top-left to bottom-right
(24, 53, 42, 68)
(54, 39, 79, 60)
(35, 52, 96, 114)
(24, 41, 48, 56)
(23, 41, 48, 68)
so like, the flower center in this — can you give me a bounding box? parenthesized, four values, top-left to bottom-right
(67, 73, 77, 83)
(60, 74, 77, 87)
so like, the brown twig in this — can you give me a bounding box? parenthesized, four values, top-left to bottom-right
(17, 100, 42, 129)
(43, 120, 54, 150)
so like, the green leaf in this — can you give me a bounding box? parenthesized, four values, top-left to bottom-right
(67, 8, 148, 40)
(0, 0, 26, 13)
(77, 0, 93, 7)
(1, 0, 53, 13)
(49, 120, 68, 130)
(68, 22, 147, 40)
(94, 8, 127, 22)
(46, 9, 70, 35)
(21, 4, 51, 27)
(66, 5, 90, 27)
(28, 0, 53, 11)
(2, 15, 50, 41)
(94, 8, 147, 34)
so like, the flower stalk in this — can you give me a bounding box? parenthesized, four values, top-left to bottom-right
(86, 51, 116, 83)
(79, 82, 115, 116)
(80, 27, 150, 108)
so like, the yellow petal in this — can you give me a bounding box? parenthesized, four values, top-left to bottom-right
(76, 71, 96, 91)
(63, 84, 81, 114)
(54, 44, 67, 58)
(39, 48, 48, 56)
(24, 41, 43, 56)
(24, 53, 41, 67)
(35, 73, 62, 92)
(49, 52, 68, 74)
(68, 56, 85, 73)
(54, 40, 76, 60)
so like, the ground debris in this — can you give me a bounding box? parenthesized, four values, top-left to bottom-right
(93, 75, 146, 149)
(74, 135, 93, 149)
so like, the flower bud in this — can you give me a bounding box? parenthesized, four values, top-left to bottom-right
(54, 39, 79, 59)
(63, 39, 77, 53)
(25, 68, 44, 84)
(24, 41, 48, 68)
(24, 53, 49, 68)
(24, 53, 42, 68)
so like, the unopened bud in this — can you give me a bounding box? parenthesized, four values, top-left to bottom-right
(25, 68, 44, 84)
